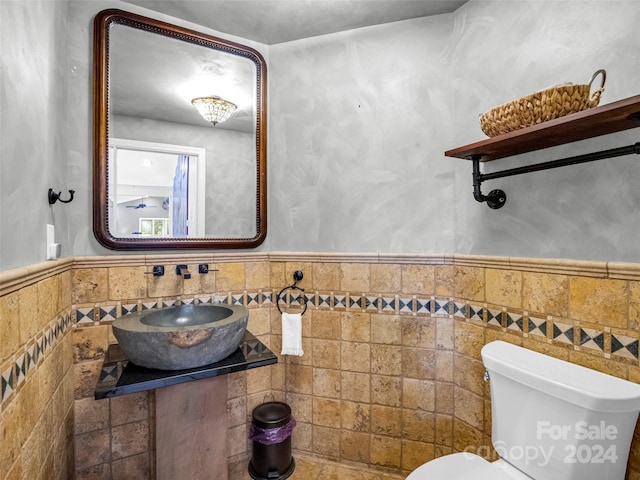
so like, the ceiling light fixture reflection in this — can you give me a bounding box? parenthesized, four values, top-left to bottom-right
(191, 95, 237, 125)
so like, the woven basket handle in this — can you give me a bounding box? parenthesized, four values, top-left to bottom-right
(588, 69, 606, 107)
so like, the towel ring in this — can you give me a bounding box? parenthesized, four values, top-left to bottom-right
(276, 270, 308, 315)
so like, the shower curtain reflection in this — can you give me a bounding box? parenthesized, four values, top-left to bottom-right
(172, 155, 189, 236)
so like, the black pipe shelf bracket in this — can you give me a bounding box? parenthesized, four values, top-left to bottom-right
(470, 142, 640, 209)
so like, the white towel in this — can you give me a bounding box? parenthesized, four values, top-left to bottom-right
(281, 312, 304, 356)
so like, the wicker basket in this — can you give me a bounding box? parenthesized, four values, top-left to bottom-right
(479, 69, 606, 137)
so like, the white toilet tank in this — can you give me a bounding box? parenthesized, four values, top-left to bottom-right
(482, 341, 640, 480)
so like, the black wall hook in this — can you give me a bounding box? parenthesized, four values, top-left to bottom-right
(48, 188, 75, 205)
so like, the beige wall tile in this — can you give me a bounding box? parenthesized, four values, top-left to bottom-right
(402, 439, 434, 471)
(37, 275, 55, 324)
(246, 365, 272, 394)
(312, 339, 341, 369)
(435, 414, 453, 446)
(73, 268, 108, 304)
(312, 263, 340, 290)
(454, 320, 485, 359)
(435, 350, 454, 383)
(402, 264, 435, 295)
(452, 418, 484, 453)
(111, 420, 149, 460)
(341, 342, 370, 373)
(402, 316, 436, 348)
(435, 383, 454, 415)
(485, 269, 522, 309)
(436, 318, 454, 350)
(313, 368, 341, 398)
(247, 308, 271, 336)
(435, 265, 455, 297)
(454, 387, 484, 430)
(0, 292, 20, 360)
(245, 261, 270, 290)
(18, 284, 38, 346)
(340, 263, 370, 292)
(341, 400, 371, 432)
(370, 434, 401, 469)
(523, 272, 569, 317)
(73, 326, 108, 362)
(371, 264, 401, 293)
(286, 392, 312, 423)
(74, 428, 111, 469)
(215, 262, 245, 291)
(570, 277, 628, 327)
(313, 397, 341, 428)
(74, 398, 109, 435)
(110, 392, 149, 426)
(341, 371, 371, 403)
(340, 430, 370, 463)
(226, 396, 246, 427)
(341, 312, 370, 342)
(146, 270, 182, 298)
(371, 344, 402, 376)
(402, 347, 436, 380)
(371, 314, 402, 345)
(313, 425, 340, 459)
(402, 409, 435, 443)
(453, 266, 484, 302)
(371, 404, 401, 436)
(310, 310, 341, 339)
(0, 400, 21, 474)
(287, 364, 313, 394)
(108, 267, 147, 300)
(371, 375, 402, 407)
(402, 378, 435, 411)
(453, 354, 485, 396)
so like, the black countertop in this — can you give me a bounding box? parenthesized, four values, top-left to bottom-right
(95, 331, 277, 399)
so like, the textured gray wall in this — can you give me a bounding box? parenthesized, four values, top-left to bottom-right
(2, 0, 640, 270)
(268, 0, 640, 261)
(269, 16, 456, 254)
(0, 0, 70, 270)
(449, 0, 640, 261)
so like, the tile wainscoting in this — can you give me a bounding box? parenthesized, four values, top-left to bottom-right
(3, 253, 640, 479)
(0, 259, 75, 479)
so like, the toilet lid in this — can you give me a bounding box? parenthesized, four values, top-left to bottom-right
(406, 453, 528, 480)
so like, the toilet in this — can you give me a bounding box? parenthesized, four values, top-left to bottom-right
(407, 341, 640, 480)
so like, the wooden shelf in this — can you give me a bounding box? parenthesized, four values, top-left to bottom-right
(446, 95, 640, 161)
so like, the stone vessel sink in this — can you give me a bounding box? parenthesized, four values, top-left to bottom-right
(112, 304, 249, 370)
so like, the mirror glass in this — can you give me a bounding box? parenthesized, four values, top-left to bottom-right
(93, 9, 267, 249)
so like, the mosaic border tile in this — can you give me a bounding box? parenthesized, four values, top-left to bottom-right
(69, 287, 640, 374)
(552, 321, 574, 345)
(1, 308, 74, 409)
(612, 333, 639, 361)
(579, 327, 605, 353)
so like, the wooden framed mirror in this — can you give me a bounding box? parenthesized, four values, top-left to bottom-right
(93, 9, 266, 250)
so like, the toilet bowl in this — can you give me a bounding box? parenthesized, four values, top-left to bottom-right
(407, 341, 640, 480)
(407, 453, 531, 479)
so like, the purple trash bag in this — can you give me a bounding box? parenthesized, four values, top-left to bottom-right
(249, 417, 296, 445)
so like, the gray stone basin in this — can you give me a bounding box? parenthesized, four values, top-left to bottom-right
(112, 304, 249, 370)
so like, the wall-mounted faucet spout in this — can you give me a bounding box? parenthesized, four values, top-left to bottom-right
(176, 265, 191, 279)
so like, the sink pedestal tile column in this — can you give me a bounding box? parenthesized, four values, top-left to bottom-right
(156, 375, 228, 480)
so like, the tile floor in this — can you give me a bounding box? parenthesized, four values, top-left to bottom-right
(229, 455, 406, 480)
